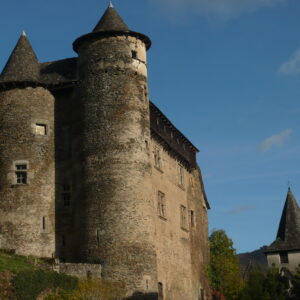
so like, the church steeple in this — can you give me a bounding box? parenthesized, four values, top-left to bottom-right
(0, 32, 40, 83)
(265, 188, 300, 252)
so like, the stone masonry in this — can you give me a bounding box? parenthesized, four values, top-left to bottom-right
(0, 4, 210, 300)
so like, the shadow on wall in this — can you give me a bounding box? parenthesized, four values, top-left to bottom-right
(126, 292, 158, 300)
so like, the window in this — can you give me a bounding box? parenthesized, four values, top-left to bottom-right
(62, 235, 66, 247)
(35, 123, 47, 135)
(15, 164, 28, 184)
(158, 282, 164, 300)
(178, 164, 184, 187)
(190, 210, 195, 228)
(180, 205, 188, 230)
(62, 184, 71, 207)
(200, 288, 205, 300)
(154, 147, 162, 170)
(132, 50, 137, 59)
(42, 216, 46, 230)
(280, 252, 289, 264)
(157, 191, 166, 219)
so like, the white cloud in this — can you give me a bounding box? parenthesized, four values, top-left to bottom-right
(227, 205, 256, 215)
(152, 0, 286, 18)
(279, 49, 300, 75)
(259, 129, 292, 152)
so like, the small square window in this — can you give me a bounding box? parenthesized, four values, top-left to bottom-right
(280, 252, 289, 264)
(132, 50, 137, 59)
(35, 124, 47, 135)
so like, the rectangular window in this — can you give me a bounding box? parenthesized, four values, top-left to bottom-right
(158, 282, 164, 300)
(42, 216, 46, 230)
(157, 191, 166, 219)
(280, 252, 289, 264)
(132, 50, 137, 59)
(180, 205, 188, 230)
(190, 210, 195, 228)
(178, 164, 184, 187)
(154, 147, 162, 170)
(62, 184, 71, 207)
(15, 164, 27, 184)
(200, 288, 205, 300)
(35, 124, 47, 135)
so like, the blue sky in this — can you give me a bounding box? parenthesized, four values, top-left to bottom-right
(1, 0, 300, 253)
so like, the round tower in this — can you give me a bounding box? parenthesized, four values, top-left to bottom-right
(73, 4, 158, 295)
(0, 33, 55, 258)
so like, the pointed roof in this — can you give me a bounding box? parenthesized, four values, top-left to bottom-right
(0, 33, 40, 83)
(265, 188, 300, 253)
(73, 4, 151, 52)
(93, 5, 129, 33)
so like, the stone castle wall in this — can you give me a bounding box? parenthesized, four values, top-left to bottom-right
(151, 138, 210, 300)
(0, 87, 55, 257)
(74, 34, 158, 296)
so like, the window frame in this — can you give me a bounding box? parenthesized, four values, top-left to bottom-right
(15, 163, 28, 185)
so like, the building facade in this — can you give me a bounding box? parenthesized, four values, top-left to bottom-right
(265, 188, 300, 273)
(0, 4, 210, 300)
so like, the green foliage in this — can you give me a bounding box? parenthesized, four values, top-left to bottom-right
(0, 250, 34, 273)
(13, 269, 78, 300)
(208, 230, 243, 300)
(45, 279, 126, 300)
(290, 265, 300, 300)
(239, 266, 289, 300)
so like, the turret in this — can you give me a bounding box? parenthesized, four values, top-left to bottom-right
(72, 3, 158, 296)
(0, 33, 55, 257)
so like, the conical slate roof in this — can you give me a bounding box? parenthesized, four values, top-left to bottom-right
(265, 188, 300, 253)
(93, 5, 129, 32)
(0, 32, 40, 82)
(73, 3, 151, 52)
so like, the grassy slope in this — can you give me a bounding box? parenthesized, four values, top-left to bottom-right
(0, 251, 36, 273)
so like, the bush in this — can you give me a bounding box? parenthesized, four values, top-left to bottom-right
(13, 269, 78, 300)
(45, 279, 126, 300)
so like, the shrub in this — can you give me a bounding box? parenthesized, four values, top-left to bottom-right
(13, 269, 78, 300)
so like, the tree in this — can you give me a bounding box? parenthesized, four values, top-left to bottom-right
(290, 265, 300, 300)
(239, 266, 289, 300)
(208, 230, 243, 300)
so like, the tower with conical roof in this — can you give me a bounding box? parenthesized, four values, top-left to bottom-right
(72, 3, 158, 296)
(0, 4, 211, 299)
(0, 33, 56, 257)
(265, 188, 300, 272)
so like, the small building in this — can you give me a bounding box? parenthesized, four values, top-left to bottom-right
(264, 188, 300, 273)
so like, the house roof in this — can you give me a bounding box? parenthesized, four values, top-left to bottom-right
(0, 32, 40, 83)
(265, 188, 300, 253)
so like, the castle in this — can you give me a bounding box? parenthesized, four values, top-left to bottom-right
(0, 3, 210, 299)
